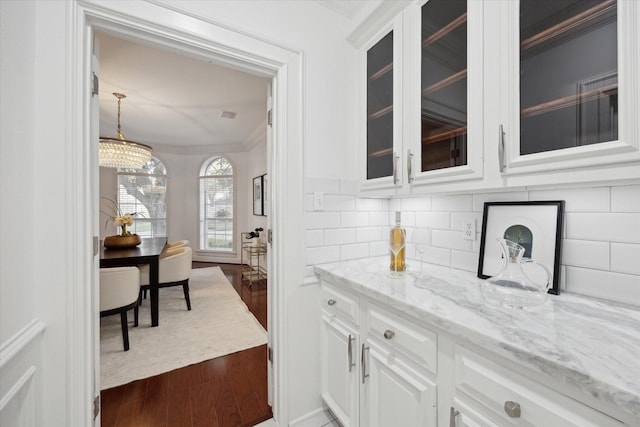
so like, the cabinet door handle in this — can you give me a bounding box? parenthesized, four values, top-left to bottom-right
(361, 344, 369, 384)
(498, 124, 505, 173)
(407, 149, 414, 184)
(449, 407, 460, 427)
(327, 299, 336, 306)
(504, 401, 521, 418)
(393, 151, 399, 185)
(348, 334, 355, 372)
(383, 329, 395, 339)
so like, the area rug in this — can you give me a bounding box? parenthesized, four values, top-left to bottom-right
(100, 266, 267, 390)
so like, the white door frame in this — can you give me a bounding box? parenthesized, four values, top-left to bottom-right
(67, 1, 304, 424)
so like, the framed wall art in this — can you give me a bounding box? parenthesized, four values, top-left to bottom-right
(253, 175, 264, 216)
(477, 201, 564, 295)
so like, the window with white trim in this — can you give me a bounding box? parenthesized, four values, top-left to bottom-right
(117, 156, 167, 237)
(199, 156, 234, 252)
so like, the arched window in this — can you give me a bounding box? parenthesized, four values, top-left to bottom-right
(117, 156, 167, 237)
(199, 156, 234, 251)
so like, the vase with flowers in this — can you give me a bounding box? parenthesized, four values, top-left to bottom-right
(245, 227, 264, 247)
(102, 198, 142, 248)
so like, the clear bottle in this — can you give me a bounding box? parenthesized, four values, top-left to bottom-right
(389, 211, 406, 271)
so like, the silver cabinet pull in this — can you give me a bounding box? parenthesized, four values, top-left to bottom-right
(327, 299, 336, 306)
(348, 334, 355, 372)
(449, 407, 460, 427)
(504, 401, 521, 418)
(498, 124, 505, 173)
(393, 151, 399, 185)
(361, 344, 369, 384)
(383, 329, 395, 340)
(407, 149, 414, 184)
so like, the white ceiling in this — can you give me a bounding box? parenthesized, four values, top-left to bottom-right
(96, 31, 270, 153)
(96, 1, 371, 154)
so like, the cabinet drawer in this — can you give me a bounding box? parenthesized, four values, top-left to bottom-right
(320, 282, 359, 325)
(367, 303, 437, 374)
(454, 345, 624, 427)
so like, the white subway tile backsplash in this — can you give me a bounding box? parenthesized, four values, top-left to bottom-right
(432, 194, 473, 212)
(356, 227, 382, 243)
(340, 243, 370, 261)
(611, 185, 640, 212)
(370, 241, 390, 257)
(472, 191, 529, 212)
(561, 239, 609, 271)
(432, 229, 473, 251)
(370, 212, 389, 226)
(341, 212, 370, 227)
(611, 243, 640, 275)
(424, 246, 450, 267)
(324, 228, 356, 246)
(306, 212, 341, 230)
(566, 213, 640, 243)
(451, 250, 479, 273)
(565, 266, 640, 306)
(401, 197, 431, 212)
(416, 211, 450, 230)
(306, 246, 340, 265)
(303, 178, 640, 308)
(324, 195, 356, 212)
(529, 187, 610, 212)
(451, 211, 482, 232)
(356, 198, 383, 212)
(306, 230, 324, 248)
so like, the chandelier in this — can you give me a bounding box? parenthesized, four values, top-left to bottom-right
(99, 92, 152, 169)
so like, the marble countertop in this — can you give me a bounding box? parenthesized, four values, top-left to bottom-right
(313, 257, 640, 419)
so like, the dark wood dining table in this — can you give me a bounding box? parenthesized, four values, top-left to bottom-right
(99, 237, 167, 327)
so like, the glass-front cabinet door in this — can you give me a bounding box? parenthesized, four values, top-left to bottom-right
(361, 14, 403, 192)
(408, 0, 484, 187)
(500, 0, 640, 182)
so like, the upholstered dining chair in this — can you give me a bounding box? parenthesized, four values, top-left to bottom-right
(100, 266, 141, 352)
(166, 239, 190, 249)
(139, 246, 193, 311)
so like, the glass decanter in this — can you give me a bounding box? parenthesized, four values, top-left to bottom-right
(481, 238, 551, 309)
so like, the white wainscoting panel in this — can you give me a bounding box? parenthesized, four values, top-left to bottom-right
(0, 320, 46, 427)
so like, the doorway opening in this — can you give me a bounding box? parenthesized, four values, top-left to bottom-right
(83, 6, 289, 424)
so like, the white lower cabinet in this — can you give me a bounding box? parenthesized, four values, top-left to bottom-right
(361, 342, 437, 427)
(320, 312, 359, 427)
(319, 279, 631, 427)
(320, 282, 437, 427)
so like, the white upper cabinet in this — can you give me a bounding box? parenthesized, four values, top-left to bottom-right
(405, 0, 484, 188)
(354, 0, 640, 195)
(495, 0, 640, 187)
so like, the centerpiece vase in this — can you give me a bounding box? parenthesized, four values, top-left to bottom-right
(103, 224, 141, 249)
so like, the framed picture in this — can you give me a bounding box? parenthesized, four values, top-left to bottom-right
(261, 173, 268, 217)
(253, 175, 264, 216)
(477, 201, 564, 295)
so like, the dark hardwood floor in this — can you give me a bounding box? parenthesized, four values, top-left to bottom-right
(101, 262, 271, 427)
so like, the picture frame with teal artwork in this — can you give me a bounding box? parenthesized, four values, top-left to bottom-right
(478, 201, 564, 295)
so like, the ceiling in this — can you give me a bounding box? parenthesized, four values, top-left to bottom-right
(96, 31, 270, 153)
(96, 1, 372, 154)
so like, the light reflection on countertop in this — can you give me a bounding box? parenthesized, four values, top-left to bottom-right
(314, 256, 640, 419)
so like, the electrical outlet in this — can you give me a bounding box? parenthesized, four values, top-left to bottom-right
(313, 192, 324, 211)
(463, 216, 476, 241)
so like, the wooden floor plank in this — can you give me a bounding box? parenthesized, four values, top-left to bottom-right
(101, 262, 272, 426)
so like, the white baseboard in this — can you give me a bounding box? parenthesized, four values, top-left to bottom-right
(288, 406, 336, 427)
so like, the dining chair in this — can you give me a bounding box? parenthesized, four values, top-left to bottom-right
(166, 239, 190, 249)
(139, 246, 193, 311)
(100, 266, 141, 351)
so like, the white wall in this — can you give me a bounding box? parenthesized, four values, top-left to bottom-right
(305, 178, 640, 308)
(100, 145, 266, 264)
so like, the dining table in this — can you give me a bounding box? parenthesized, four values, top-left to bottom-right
(99, 236, 167, 327)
